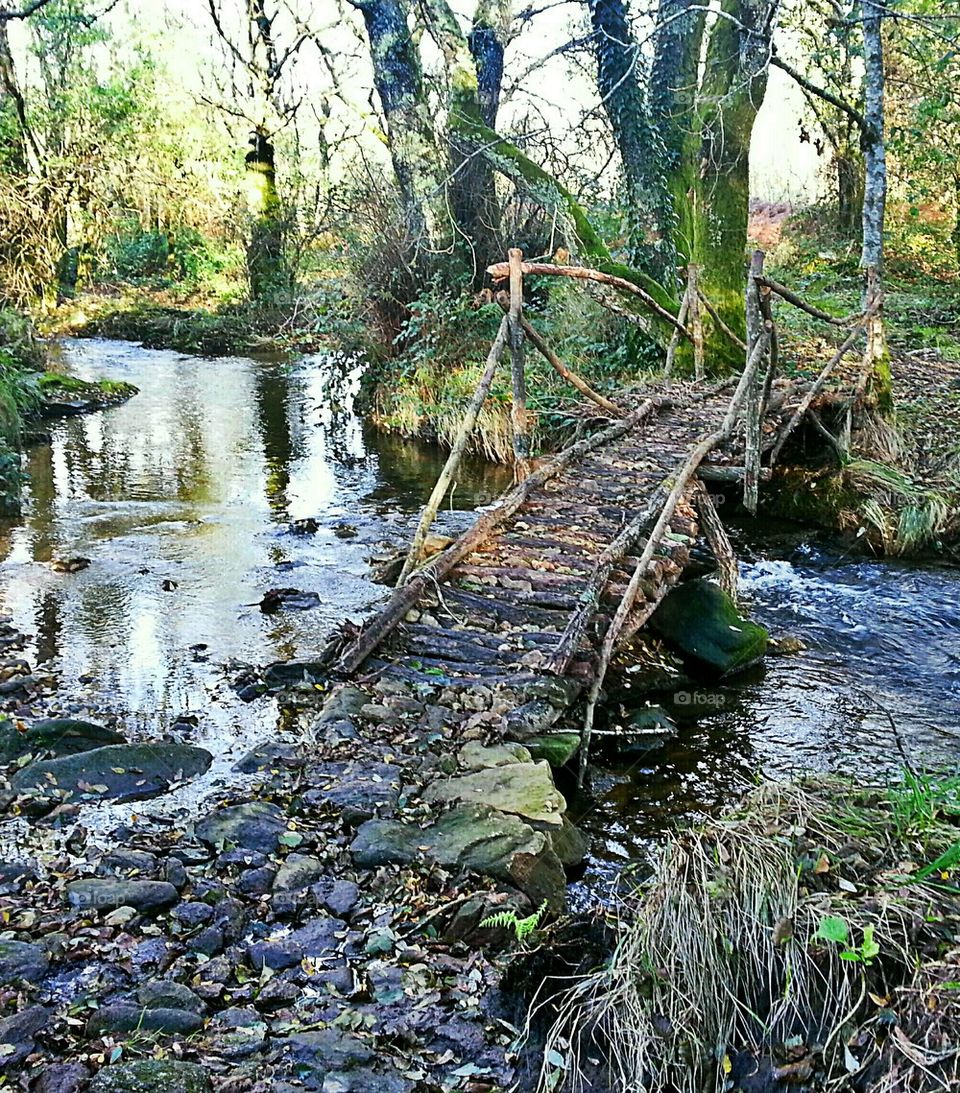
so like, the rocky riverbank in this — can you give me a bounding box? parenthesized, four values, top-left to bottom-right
(0, 635, 593, 1092)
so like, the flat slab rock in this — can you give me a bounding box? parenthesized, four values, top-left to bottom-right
(0, 717, 124, 761)
(352, 803, 567, 910)
(423, 759, 565, 827)
(4, 743, 211, 811)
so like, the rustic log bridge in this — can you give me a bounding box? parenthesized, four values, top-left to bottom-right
(327, 250, 865, 791)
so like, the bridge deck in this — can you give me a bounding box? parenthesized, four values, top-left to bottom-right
(334, 381, 757, 745)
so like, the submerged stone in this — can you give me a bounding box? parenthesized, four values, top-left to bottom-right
(0, 717, 125, 761)
(5, 743, 212, 811)
(650, 579, 767, 676)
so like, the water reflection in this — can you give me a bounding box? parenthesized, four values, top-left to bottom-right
(0, 339, 509, 762)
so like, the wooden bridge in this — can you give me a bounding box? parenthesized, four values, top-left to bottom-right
(323, 249, 865, 783)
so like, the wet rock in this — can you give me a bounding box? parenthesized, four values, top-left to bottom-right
(203, 1006, 266, 1059)
(196, 801, 286, 854)
(423, 760, 565, 827)
(257, 588, 321, 613)
(548, 816, 589, 867)
(273, 853, 325, 892)
(96, 849, 158, 878)
(650, 578, 768, 675)
(5, 743, 212, 811)
(0, 716, 124, 761)
(281, 1027, 373, 1079)
(87, 1060, 211, 1093)
(0, 1005, 49, 1070)
(35, 1062, 90, 1093)
(189, 926, 224, 957)
(310, 877, 359, 919)
(170, 901, 213, 929)
(262, 660, 328, 690)
(236, 864, 276, 897)
(0, 859, 36, 893)
(233, 740, 304, 774)
(247, 914, 348, 970)
(86, 1004, 204, 1036)
(305, 761, 401, 826)
(352, 804, 567, 910)
(137, 979, 205, 1013)
(316, 686, 367, 724)
(66, 878, 178, 915)
(525, 732, 580, 768)
(0, 938, 49, 984)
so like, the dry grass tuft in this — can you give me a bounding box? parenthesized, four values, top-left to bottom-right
(536, 779, 960, 1093)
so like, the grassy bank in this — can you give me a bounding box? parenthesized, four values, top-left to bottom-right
(539, 772, 960, 1093)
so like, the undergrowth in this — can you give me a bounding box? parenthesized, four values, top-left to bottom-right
(537, 775, 960, 1093)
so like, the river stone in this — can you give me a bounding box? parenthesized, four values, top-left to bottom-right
(88, 1060, 212, 1093)
(262, 659, 328, 690)
(352, 804, 567, 909)
(0, 717, 125, 761)
(273, 853, 325, 892)
(0, 1005, 49, 1071)
(203, 1006, 267, 1059)
(650, 578, 768, 676)
(233, 740, 304, 774)
(282, 1027, 373, 1076)
(195, 801, 286, 853)
(305, 761, 401, 826)
(458, 741, 531, 770)
(0, 939, 49, 984)
(423, 760, 565, 826)
(316, 685, 368, 725)
(525, 733, 580, 767)
(247, 914, 348, 970)
(5, 743, 212, 809)
(66, 878, 178, 914)
(138, 979, 205, 1013)
(86, 1004, 204, 1036)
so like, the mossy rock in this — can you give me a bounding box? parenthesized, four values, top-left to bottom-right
(650, 579, 767, 676)
(37, 372, 138, 417)
(525, 733, 580, 768)
(88, 1060, 211, 1093)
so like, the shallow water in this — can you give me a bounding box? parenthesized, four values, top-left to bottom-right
(3, 339, 959, 894)
(0, 338, 509, 823)
(571, 529, 960, 902)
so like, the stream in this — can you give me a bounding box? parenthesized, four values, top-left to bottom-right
(3, 338, 960, 898)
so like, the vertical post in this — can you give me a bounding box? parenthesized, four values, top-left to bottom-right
(689, 263, 705, 382)
(508, 248, 531, 481)
(743, 249, 768, 514)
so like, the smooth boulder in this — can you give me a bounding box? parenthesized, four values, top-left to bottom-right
(6, 743, 212, 810)
(195, 801, 286, 854)
(650, 578, 767, 676)
(0, 717, 125, 762)
(352, 804, 568, 909)
(423, 760, 565, 827)
(66, 878, 178, 915)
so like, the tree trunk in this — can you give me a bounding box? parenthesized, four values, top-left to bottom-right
(688, 0, 778, 371)
(587, 0, 674, 282)
(355, 0, 445, 248)
(860, 0, 892, 415)
(245, 128, 286, 303)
